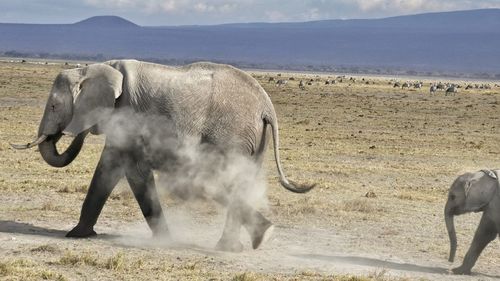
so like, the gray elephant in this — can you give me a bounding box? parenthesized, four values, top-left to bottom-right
(445, 169, 500, 274)
(12, 59, 314, 252)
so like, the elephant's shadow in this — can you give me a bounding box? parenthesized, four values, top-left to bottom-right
(0, 220, 216, 253)
(0, 220, 119, 240)
(293, 253, 500, 278)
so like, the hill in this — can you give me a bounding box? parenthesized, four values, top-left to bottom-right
(1, 9, 499, 78)
(73, 15, 139, 28)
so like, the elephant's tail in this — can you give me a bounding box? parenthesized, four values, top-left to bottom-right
(264, 114, 316, 193)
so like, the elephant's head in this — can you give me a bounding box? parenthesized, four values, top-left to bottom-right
(444, 170, 498, 262)
(11, 63, 123, 167)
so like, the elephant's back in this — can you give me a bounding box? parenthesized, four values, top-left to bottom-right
(174, 62, 272, 154)
(115, 60, 273, 154)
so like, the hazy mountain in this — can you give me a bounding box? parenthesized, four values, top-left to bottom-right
(1, 9, 499, 77)
(74, 15, 139, 28)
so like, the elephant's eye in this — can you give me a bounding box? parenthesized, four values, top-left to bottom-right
(449, 194, 456, 200)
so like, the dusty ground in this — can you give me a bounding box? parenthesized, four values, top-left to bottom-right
(1, 61, 500, 280)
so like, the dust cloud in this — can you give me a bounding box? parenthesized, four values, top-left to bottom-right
(98, 108, 269, 244)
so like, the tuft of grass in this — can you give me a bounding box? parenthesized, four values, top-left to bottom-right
(367, 269, 415, 281)
(58, 185, 87, 194)
(300, 270, 322, 277)
(40, 202, 61, 211)
(0, 261, 13, 276)
(104, 252, 125, 271)
(181, 262, 198, 271)
(339, 199, 383, 213)
(286, 197, 317, 215)
(58, 252, 98, 267)
(40, 270, 67, 281)
(231, 272, 259, 281)
(396, 193, 414, 201)
(31, 244, 58, 253)
(56, 251, 146, 273)
(57, 186, 72, 193)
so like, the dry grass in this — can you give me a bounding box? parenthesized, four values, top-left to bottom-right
(339, 198, 383, 214)
(0, 259, 67, 281)
(1, 61, 500, 280)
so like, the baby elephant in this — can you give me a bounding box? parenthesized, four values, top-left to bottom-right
(445, 169, 500, 275)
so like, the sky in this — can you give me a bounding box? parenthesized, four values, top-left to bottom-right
(1, 0, 500, 26)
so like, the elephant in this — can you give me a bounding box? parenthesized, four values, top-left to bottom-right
(445, 169, 500, 274)
(12, 59, 315, 252)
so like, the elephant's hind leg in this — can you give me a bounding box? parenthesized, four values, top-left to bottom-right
(215, 201, 244, 252)
(67, 145, 125, 238)
(215, 199, 273, 252)
(239, 202, 274, 249)
(125, 162, 169, 238)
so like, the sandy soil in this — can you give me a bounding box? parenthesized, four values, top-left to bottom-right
(1, 61, 500, 280)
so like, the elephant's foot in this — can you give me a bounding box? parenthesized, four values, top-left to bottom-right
(250, 222, 274, 250)
(451, 266, 472, 275)
(215, 238, 244, 252)
(151, 223, 170, 239)
(66, 224, 97, 238)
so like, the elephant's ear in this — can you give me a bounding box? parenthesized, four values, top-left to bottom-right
(63, 64, 123, 136)
(464, 171, 498, 212)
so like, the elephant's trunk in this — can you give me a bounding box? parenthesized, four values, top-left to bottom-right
(38, 131, 87, 168)
(445, 203, 457, 262)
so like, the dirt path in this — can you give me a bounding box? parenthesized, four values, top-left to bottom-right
(1, 206, 499, 280)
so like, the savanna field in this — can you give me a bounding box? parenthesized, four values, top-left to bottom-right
(1, 61, 500, 280)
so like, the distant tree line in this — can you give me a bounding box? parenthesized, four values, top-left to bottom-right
(1, 50, 499, 80)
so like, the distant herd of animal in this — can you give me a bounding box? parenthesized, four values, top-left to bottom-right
(266, 74, 498, 97)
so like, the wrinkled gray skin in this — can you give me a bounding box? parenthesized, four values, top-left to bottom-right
(13, 60, 314, 252)
(445, 170, 500, 274)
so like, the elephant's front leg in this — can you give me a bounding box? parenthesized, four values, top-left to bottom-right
(67, 145, 125, 237)
(125, 161, 169, 237)
(453, 214, 497, 275)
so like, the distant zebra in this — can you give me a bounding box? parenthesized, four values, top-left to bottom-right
(276, 79, 288, 86)
(402, 82, 412, 89)
(299, 80, 305, 90)
(436, 82, 446, 91)
(430, 84, 437, 94)
(445, 86, 458, 96)
(393, 82, 401, 88)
